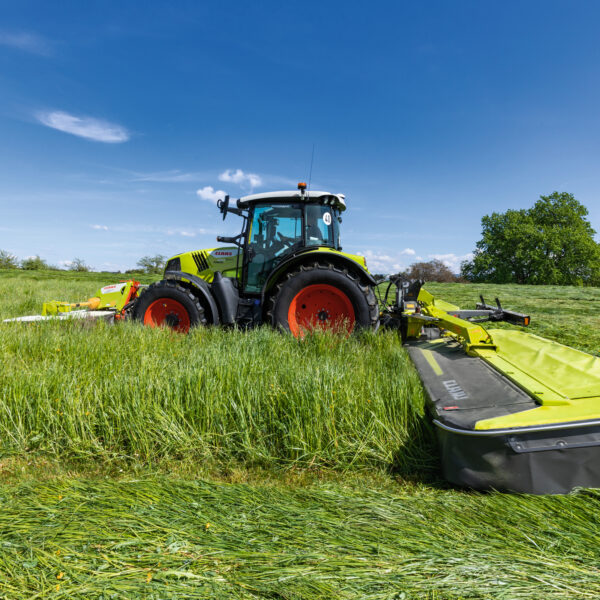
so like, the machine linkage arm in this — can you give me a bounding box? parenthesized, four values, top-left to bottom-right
(379, 278, 531, 354)
(474, 296, 530, 326)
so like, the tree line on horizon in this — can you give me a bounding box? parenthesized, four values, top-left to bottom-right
(2, 191, 599, 284)
(0, 253, 167, 275)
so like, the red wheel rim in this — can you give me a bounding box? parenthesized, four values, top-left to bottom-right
(144, 298, 191, 333)
(287, 284, 355, 337)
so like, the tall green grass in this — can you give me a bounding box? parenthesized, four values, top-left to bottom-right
(0, 318, 432, 474)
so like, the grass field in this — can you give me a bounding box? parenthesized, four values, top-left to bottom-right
(1, 270, 600, 599)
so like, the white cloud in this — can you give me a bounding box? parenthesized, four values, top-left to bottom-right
(0, 31, 53, 55)
(428, 253, 473, 272)
(196, 186, 227, 203)
(219, 169, 262, 190)
(400, 248, 416, 256)
(91, 224, 109, 231)
(356, 250, 404, 274)
(36, 111, 130, 143)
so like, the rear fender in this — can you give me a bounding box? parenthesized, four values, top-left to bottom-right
(261, 250, 376, 305)
(163, 271, 220, 324)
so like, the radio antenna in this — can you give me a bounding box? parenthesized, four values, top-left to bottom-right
(308, 143, 315, 190)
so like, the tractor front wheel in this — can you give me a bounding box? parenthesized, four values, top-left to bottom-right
(269, 263, 379, 337)
(133, 280, 206, 333)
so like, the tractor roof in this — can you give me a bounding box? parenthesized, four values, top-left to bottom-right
(238, 190, 347, 211)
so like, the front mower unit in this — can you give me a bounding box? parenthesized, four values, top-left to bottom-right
(4, 281, 141, 324)
(385, 280, 600, 494)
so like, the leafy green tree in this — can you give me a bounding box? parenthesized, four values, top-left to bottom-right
(462, 192, 600, 285)
(68, 258, 90, 272)
(137, 254, 166, 274)
(21, 255, 49, 270)
(0, 250, 19, 269)
(402, 259, 459, 283)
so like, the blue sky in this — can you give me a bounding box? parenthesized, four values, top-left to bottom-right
(1, 1, 599, 273)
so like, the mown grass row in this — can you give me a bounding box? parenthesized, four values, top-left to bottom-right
(1, 477, 599, 599)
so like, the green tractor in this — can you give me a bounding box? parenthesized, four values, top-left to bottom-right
(132, 183, 379, 335)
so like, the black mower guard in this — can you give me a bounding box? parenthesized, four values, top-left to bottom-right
(407, 334, 600, 494)
(379, 279, 600, 495)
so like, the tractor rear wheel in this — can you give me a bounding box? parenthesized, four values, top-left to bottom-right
(268, 262, 379, 337)
(133, 280, 206, 333)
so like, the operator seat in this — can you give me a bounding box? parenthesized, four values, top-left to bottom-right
(306, 223, 324, 246)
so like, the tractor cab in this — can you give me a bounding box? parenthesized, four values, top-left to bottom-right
(218, 183, 347, 293)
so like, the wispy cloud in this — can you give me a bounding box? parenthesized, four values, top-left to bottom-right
(196, 186, 227, 203)
(166, 228, 210, 237)
(131, 169, 210, 183)
(91, 224, 109, 231)
(36, 111, 130, 143)
(0, 31, 53, 56)
(400, 248, 416, 256)
(129, 168, 294, 189)
(261, 174, 300, 188)
(219, 169, 262, 190)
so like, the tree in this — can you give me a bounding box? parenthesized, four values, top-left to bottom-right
(461, 192, 600, 285)
(402, 259, 458, 282)
(21, 255, 49, 270)
(68, 258, 90, 272)
(0, 250, 19, 269)
(137, 254, 166, 274)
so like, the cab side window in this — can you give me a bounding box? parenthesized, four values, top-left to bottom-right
(305, 205, 334, 247)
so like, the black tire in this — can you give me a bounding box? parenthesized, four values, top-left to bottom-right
(267, 262, 379, 335)
(133, 280, 206, 332)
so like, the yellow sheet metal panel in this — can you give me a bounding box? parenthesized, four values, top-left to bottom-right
(488, 329, 600, 399)
(475, 398, 600, 430)
(474, 329, 600, 429)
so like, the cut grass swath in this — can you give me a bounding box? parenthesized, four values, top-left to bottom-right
(1, 478, 599, 599)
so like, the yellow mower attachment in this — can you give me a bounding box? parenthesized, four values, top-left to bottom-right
(42, 297, 103, 316)
(40, 281, 141, 317)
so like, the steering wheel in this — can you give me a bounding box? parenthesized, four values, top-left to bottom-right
(277, 232, 296, 247)
(274, 232, 302, 257)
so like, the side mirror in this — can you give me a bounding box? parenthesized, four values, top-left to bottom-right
(217, 195, 230, 220)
